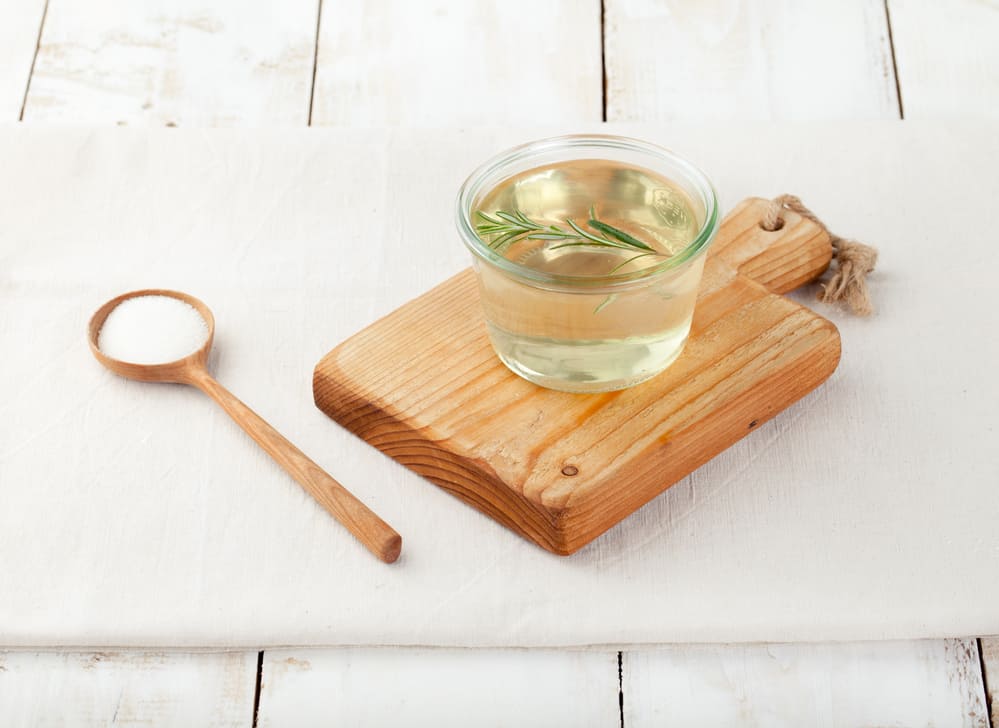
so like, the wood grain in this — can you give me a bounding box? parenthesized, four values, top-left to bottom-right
(624, 640, 990, 728)
(0, 651, 257, 727)
(310, 0, 602, 126)
(604, 0, 900, 121)
(0, 0, 47, 121)
(22, 0, 318, 125)
(257, 648, 620, 727)
(888, 0, 999, 119)
(314, 197, 839, 554)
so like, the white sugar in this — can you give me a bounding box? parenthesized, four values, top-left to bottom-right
(98, 294, 209, 364)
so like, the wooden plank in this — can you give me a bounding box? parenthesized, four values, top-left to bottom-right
(257, 648, 619, 727)
(624, 639, 989, 728)
(0, 651, 258, 727)
(0, 0, 47, 121)
(981, 638, 998, 728)
(604, 0, 899, 121)
(22, 0, 318, 125)
(888, 0, 999, 119)
(310, 0, 602, 126)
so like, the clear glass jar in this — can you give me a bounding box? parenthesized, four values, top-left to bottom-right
(456, 135, 719, 393)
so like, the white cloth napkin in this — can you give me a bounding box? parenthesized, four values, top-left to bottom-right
(1, 123, 996, 648)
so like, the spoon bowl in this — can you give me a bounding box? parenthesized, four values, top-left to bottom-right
(88, 289, 401, 564)
(88, 289, 214, 383)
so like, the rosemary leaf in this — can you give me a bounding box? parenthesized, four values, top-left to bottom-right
(608, 252, 657, 274)
(494, 211, 528, 226)
(474, 206, 665, 264)
(593, 294, 617, 314)
(476, 211, 503, 225)
(587, 219, 655, 251)
(565, 218, 625, 247)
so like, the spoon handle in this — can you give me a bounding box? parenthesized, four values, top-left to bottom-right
(191, 371, 401, 563)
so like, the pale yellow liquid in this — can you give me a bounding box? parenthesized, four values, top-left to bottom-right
(474, 159, 705, 392)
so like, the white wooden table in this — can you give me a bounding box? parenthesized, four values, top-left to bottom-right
(1, 1, 997, 725)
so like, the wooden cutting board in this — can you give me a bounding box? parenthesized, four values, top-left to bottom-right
(313, 198, 841, 555)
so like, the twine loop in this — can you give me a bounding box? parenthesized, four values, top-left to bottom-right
(763, 194, 879, 316)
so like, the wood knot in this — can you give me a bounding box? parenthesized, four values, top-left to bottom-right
(561, 465, 579, 477)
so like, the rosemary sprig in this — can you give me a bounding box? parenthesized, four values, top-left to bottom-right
(475, 206, 661, 258)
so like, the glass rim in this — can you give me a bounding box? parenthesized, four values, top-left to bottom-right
(455, 134, 720, 288)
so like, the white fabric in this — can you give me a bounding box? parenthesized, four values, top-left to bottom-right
(0, 123, 996, 648)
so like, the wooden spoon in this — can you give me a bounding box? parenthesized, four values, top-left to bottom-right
(88, 289, 402, 564)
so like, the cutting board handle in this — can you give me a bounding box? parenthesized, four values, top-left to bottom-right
(707, 197, 833, 295)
